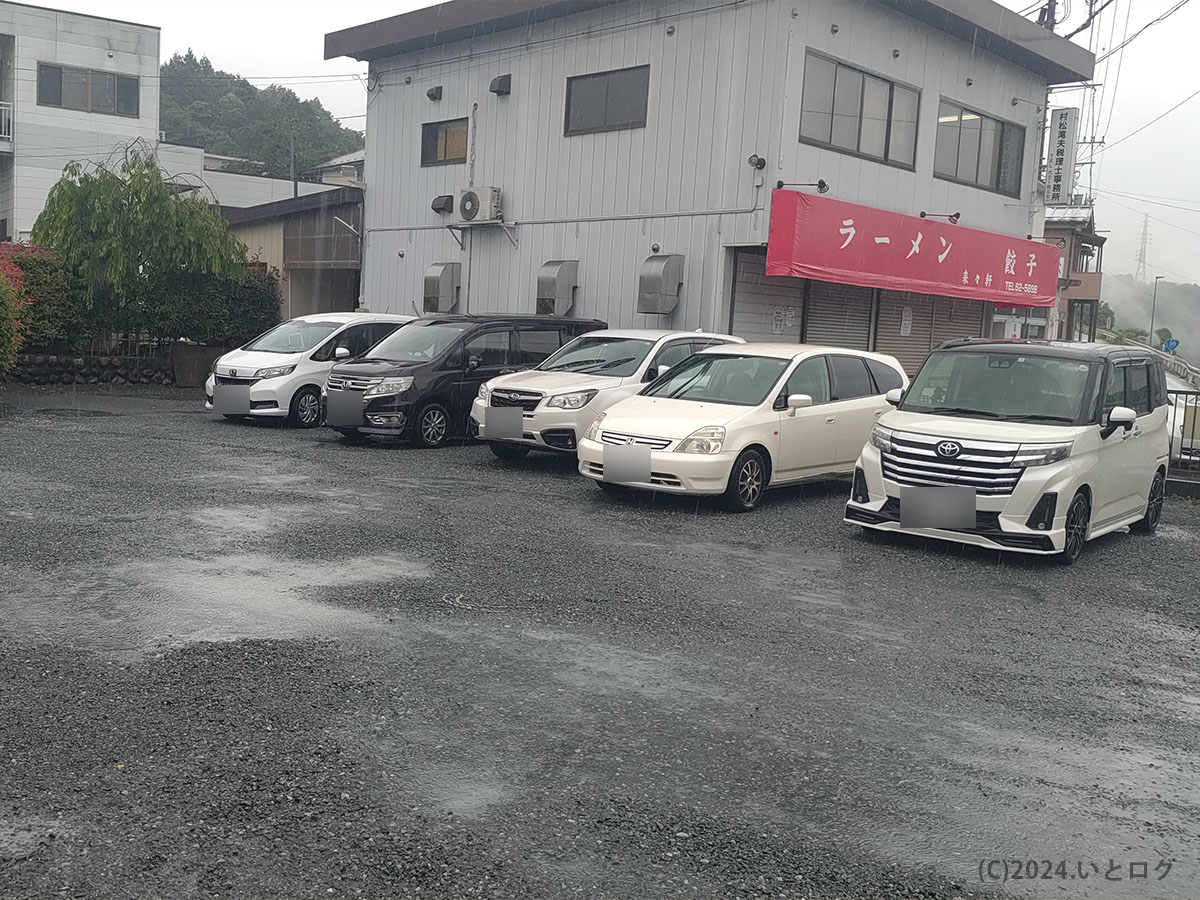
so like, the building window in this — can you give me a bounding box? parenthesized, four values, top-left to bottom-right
(799, 52, 919, 169)
(934, 100, 1024, 196)
(37, 64, 139, 117)
(564, 65, 650, 136)
(420, 118, 468, 167)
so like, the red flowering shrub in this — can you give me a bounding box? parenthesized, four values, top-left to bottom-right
(0, 243, 34, 377)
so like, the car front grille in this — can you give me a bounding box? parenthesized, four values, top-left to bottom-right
(881, 431, 1023, 496)
(490, 390, 542, 411)
(600, 431, 673, 451)
(328, 373, 381, 392)
(215, 375, 258, 386)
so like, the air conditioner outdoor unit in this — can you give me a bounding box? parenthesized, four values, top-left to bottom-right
(457, 187, 502, 223)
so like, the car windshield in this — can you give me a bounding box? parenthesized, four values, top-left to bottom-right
(243, 320, 343, 354)
(538, 336, 655, 377)
(642, 353, 789, 406)
(901, 351, 1096, 423)
(367, 323, 471, 362)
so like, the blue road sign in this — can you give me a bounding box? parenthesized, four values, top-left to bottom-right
(1163, 339, 1180, 353)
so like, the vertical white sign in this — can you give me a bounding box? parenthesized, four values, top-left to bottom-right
(1047, 108, 1078, 206)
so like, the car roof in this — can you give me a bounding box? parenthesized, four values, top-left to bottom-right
(291, 312, 414, 324)
(936, 338, 1161, 363)
(570, 329, 743, 341)
(412, 314, 607, 325)
(697, 342, 902, 365)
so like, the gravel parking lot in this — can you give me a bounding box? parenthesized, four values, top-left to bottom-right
(2, 384, 1198, 900)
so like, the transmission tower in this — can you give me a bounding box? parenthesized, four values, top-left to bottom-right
(1134, 214, 1150, 283)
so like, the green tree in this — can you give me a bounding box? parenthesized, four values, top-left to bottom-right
(1099, 300, 1116, 330)
(1112, 327, 1148, 345)
(1155, 327, 1173, 347)
(160, 51, 363, 179)
(31, 145, 249, 341)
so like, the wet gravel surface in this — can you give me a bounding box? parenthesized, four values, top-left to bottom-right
(1, 384, 1198, 900)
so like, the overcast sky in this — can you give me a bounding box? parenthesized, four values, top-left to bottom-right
(42, 0, 1200, 287)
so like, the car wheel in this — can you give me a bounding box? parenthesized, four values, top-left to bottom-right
(414, 403, 450, 448)
(288, 386, 322, 428)
(721, 448, 767, 512)
(1130, 470, 1165, 534)
(1059, 491, 1090, 565)
(489, 441, 530, 461)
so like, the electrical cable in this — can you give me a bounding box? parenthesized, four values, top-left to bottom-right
(1095, 0, 1192, 63)
(1095, 86, 1200, 155)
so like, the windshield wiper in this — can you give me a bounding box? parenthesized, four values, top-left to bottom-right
(542, 358, 605, 372)
(1003, 414, 1077, 423)
(921, 406, 1003, 418)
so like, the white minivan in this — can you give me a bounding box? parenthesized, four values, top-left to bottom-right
(845, 340, 1170, 563)
(470, 330, 742, 458)
(205, 312, 414, 427)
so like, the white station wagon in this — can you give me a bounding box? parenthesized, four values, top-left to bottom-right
(576, 343, 908, 511)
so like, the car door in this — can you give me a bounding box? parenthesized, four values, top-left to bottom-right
(453, 326, 515, 427)
(828, 354, 889, 467)
(773, 355, 838, 480)
(1122, 360, 1160, 514)
(1093, 362, 1145, 525)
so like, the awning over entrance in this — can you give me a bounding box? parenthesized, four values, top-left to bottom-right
(766, 190, 1059, 308)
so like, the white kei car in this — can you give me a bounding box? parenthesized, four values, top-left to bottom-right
(205, 312, 414, 427)
(471, 329, 742, 458)
(576, 343, 908, 511)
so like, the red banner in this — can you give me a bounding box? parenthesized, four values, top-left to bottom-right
(766, 190, 1059, 308)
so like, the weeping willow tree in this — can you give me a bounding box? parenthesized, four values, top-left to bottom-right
(31, 143, 249, 341)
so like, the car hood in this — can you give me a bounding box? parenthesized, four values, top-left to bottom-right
(880, 409, 1081, 444)
(330, 358, 426, 378)
(487, 369, 629, 394)
(215, 348, 303, 376)
(598, 394, 752, 440)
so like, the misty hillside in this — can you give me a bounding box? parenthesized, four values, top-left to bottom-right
(1103, 272, 1200, 363)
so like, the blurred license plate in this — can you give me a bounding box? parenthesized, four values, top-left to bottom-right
(900, 486, 976, 529)
(326, 391, 364, 428)
(603, 443, 651, 483)
(213, 384, 250, 415)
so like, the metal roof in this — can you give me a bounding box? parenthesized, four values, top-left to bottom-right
(222, 187, 363, 227)
(325, 0, 1094, 83)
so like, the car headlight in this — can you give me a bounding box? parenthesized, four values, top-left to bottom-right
(254, 364, 296, 379)
(677, 425, 725, 454)
(364, 377, 415, 397)
(477, 383, 490, 401)
(1011, 442, 1073, 468)
(211, 355, 224, 375)
(547, 390, 598, 410)
(583, 412, 606, 441)
(869, 425, 895, 453)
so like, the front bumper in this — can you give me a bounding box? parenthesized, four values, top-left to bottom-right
(205, 373, 288, 418)
(470, 397, 594, 452)
(576, 437, 736, 495)
(324, 389, 415, 436)
(842, 444, 1077, 555)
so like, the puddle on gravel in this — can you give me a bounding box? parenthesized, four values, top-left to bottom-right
(34, 408, 120, 418)
(2, 552, 431, 655)
(1152, 523, 1198, 543)
(0, 817, 69, 861)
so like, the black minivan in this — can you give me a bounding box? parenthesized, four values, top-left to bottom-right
(324, 314, 607, 446)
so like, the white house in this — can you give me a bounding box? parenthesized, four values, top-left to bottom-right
(327, 0, 1093, 374)
(0, 1, 333, 241)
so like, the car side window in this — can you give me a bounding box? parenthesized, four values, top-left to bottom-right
(369, 322, 403, 346)
(515, 328, 562, 365)
(315, 323, 372, 361)
(1103, 365, 1127, 415)
(463, 329, 512, 367)
(780, 356, 831, 406)
(651, 340, 696, 372)
(829, 355, 874, 400)
(1127, 364, 1151, 415)
(865, 359, 904, 393)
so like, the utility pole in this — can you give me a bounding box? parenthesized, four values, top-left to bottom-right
(1134, 214, 1150, 283)
(1150, 275, 1165, 346)
(1037, 0, 1058, 31)
(291, 134, 297, 198)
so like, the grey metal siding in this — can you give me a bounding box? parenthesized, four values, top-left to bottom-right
(729, 250, 804, 343)
(804, 281, 872, 349)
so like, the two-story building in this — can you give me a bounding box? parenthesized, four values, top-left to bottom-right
(0, 1, 335, 241)
(327, 0, 1093, 373)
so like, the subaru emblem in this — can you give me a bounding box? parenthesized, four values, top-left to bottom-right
(936, 441, 962, 459)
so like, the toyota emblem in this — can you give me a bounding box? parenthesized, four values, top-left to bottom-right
(936, 440, 962, 459)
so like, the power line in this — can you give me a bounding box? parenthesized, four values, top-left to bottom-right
(1095, 86, 1200, 154)
(1094, 188, 1200, 214)
(1095, 0, 1193, 63)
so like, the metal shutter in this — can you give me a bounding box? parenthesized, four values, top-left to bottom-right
(873, 290, 936, 378)
(729, 250, 804, 343)
(804, 281, 872, 350)
(931, 296, 985, 349)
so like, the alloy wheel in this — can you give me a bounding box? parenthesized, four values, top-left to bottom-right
(1063, 495, 1089, 561)
(297, 392, 320, 426)
(738, 458, 763, 506)
(1147, 473, 1165, 529)
(422, 408, 447, 445)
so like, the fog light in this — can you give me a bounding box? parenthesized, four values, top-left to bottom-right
(367, 414, 405, 426)
(851, 468, 870, 504)
(1025, 492, 1058, 531)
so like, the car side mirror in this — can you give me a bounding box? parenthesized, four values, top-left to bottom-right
(885, 388, 903, 407)
(645, 363, 670, 382)
(786, 393, 813, 416)
(334, 346, 351, 360)
(1101, 405, 1136, 439)
(466, 354, 481, 371)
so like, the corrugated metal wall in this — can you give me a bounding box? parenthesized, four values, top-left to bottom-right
(729, 250, 804, 343)
(875, 290, 936, 377)
(804, 282, 872, 349)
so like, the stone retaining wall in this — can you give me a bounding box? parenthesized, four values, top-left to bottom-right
(8, 354, 175, 386)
